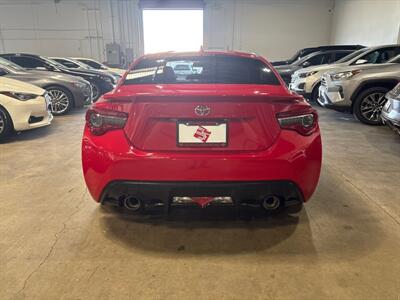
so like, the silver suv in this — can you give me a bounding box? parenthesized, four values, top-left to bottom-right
(290, 45, 400, 102)
(318, 60, 400, 125)
(382, 83, 400, 135)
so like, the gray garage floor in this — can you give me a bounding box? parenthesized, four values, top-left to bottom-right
(1, 107, 399, 300)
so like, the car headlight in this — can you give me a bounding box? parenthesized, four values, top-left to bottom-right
(72, 82, 88, 89)
(298, 71, 318, 78)
(331, 70, 361, 81)
(0, 91, 38, 101)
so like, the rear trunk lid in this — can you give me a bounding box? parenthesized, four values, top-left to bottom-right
(120, 84, 291, 152)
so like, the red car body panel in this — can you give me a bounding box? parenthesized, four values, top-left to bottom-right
(82, 51, 322, 208)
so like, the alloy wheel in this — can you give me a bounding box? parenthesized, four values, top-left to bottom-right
(0, 113, 4, 134)
(48, 89, 70, 114)
(360, 92, 387, 123)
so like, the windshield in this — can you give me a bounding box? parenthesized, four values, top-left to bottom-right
(336, 48, 369, 63)
(387, 54, 400, 64)
(286, 50, 303, 64)
(76, 58, 106, 70)
(0, 57, 26, 71)
(41, 57, 65, 70)
(124, 55, 280, 85)
(71, 59, 95, 70)
(292, 52, 320, 66)
(53, 58, 93, 70)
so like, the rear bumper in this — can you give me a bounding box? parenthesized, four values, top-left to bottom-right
(82, 128, 322, 203)
(100, 180, 304, 211)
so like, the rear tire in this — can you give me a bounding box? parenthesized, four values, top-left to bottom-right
(353, 87, 389, 125)
(0, 107, 12, 142)
(46, 86, 73, 116)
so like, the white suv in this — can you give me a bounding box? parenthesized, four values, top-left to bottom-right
(290, 45, 400, 102)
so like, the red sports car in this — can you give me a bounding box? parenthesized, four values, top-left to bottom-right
(82, 51, 322, 213)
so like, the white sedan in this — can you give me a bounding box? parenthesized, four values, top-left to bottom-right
(0, 77, 53, 140)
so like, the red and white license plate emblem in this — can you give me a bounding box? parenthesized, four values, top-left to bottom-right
(178, 122, 227, 145)
(193, 126, 211, 143)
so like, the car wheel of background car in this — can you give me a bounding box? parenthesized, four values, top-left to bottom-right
(46, 86, 73, 116)
(353, 87, 389, 125)
(0, 106, 12, 141)
(91, 83, 100, 101)
(311, 82, 321, 105)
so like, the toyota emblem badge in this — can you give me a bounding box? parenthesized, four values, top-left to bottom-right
(194, 105, 210, 116)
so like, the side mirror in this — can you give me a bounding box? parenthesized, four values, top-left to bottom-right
(302, 61, 311, 67)
(0, 69, 7, 76)
(355, 59, 368, 65)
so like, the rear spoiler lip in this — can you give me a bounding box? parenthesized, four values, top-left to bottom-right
(103, 93, 304, 103)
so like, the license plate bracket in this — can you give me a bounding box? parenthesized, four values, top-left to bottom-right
(177, 120, 228, 147)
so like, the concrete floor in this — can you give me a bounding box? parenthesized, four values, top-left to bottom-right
(0, 107, 399, 300)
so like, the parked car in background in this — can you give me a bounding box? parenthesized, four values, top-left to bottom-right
(173, 63, 192, 74)
(171, 62, 193, 80)
(50, 57, 121, 82)
(72, 57, 126, 76)
(290, 45, 400, 102)
(271, 45, 365, 66)
(275, 49, 355, 84)
(82, 51, 322, 214)
(0, 53, 115, 100)
(0, 77, 52, 140)
(318, 62, 400, 125)
(382, 83, 400, 135)
(0, 57, 91, 115)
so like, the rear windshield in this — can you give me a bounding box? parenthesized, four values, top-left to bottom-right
(123, 55, 280, 85)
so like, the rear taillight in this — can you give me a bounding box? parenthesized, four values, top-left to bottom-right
(277, 108, 318, 136)
(86, 108, 128, 135)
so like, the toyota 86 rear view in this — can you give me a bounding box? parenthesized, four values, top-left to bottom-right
(82, 51, 322, 213)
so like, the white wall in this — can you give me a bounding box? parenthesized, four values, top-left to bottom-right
(0, 0, 335, 62)
(330, 0, 400, 46)
(204, 0, 335, 60)
(2, 0, 399, 64)
(0, 0, 143, 63)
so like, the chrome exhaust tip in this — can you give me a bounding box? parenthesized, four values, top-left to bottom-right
(262, 195, 281, 211)
(123, 196, 142, 211)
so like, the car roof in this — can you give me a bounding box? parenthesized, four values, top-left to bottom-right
(302, 45, 365, 50)
(0, 53, 41, 58)
(297, 49, 353, 62)
(345, 44, 400, 63)
(305, 49, 353, 56)
(50, 57, 72, 60)
(365, 44, 400, 50)
(72, 57, 96, 61)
